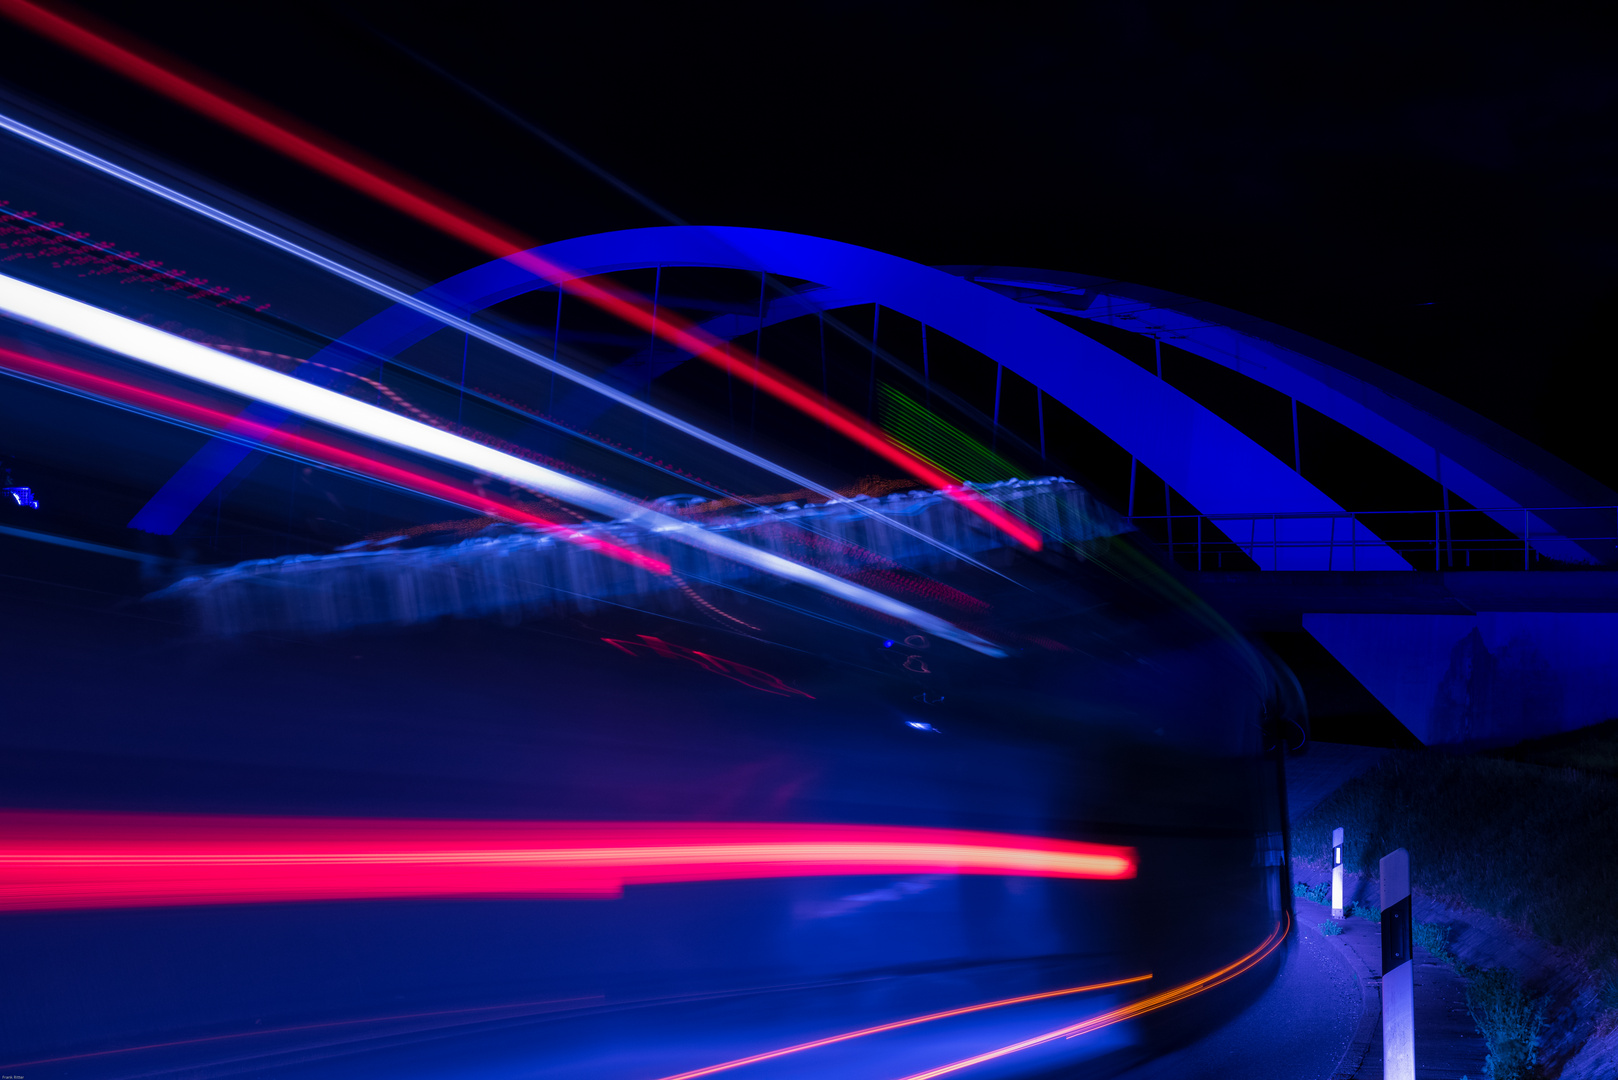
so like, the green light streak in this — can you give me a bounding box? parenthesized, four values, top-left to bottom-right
(877, 384, 1028, 484)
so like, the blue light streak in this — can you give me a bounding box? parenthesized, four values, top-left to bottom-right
(0, 108, 1001, 576)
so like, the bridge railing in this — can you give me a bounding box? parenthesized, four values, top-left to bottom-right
(1126, 505, 1618, 572)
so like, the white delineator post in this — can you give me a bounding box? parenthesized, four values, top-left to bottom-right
(1331, 826, 1345, 918)
(1381, 847, 1415, 1080)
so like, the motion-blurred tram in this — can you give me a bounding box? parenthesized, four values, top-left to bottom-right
(1, 498, 1292, 1079)
(0, 93, 1294, 1080)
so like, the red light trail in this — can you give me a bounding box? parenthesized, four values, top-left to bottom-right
(1, 200, 269, 312)
(0, 812, 1136, 912)
(0, 343, 672, 575)
(602, 635, 814, 697)
(0, 0, 1042, 551)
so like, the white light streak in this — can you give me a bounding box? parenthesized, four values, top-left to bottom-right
(0, 272, 1005, 656)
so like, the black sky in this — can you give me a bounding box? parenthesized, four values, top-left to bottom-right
(9, 1, 1618, 488)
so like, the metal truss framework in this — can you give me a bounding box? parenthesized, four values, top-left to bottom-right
(146, 227, 1615, 569)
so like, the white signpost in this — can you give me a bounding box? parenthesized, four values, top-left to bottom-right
(1332, 826, 1345, 918)
(1381, 847, 1415, 1080)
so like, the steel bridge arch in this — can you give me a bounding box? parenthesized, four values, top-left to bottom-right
(333, 226, 1408, 570)
(144, 226, 1612, 568)
(516, 227, 1608, 566)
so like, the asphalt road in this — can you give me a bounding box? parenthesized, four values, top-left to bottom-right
(1112, 919, 1363, 1080)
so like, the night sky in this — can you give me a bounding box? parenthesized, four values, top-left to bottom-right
(7, 2, 1618, 488)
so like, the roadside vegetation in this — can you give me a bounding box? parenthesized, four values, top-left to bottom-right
(1416, 922, 1547, 1080)
(1293, 731, 1618, 967)
(1464, 964, 1548, 1080)
(1293, 720, 1618, 1078)
(1298, 881, 1551, 1078)
(1293, 880, 1330, 905)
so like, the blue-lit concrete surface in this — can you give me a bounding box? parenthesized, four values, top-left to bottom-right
(1305, 611, 1618, 745)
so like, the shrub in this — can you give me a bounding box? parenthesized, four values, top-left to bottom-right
(1465, 966, 1546, 1080)
(1415, 921, 1456, 966)
(1318, 920, 1345, 936)
(1349, 900, 1380, 923)
(1293, 880, 1331, 904)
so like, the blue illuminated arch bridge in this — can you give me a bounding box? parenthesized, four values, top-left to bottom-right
(146, 227, 1618, 745)
(143, 226, 1618, 571)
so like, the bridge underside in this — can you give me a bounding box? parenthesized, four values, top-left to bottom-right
(1196, 571, 1618, 746)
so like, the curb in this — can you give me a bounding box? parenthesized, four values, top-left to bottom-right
(1311, 907, 1381, 1080)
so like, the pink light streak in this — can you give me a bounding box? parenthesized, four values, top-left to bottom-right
(0, 812, 1136, 912)
(0, 200, 267, 311)
(0, 0, 1042, 551)
(602, 635, 814, 697)
(0, 343, 672, 575)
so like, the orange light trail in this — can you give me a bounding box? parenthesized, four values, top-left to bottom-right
(891, 912, 1291, 1080)
(651, 974, 1154, 1080)
(0, 0, 1042, 551)
(0, 813, 1136, 912)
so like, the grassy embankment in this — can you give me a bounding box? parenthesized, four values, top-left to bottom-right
(1294, 719, 1618, 967)
(1294, 720, 1618, 1079)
